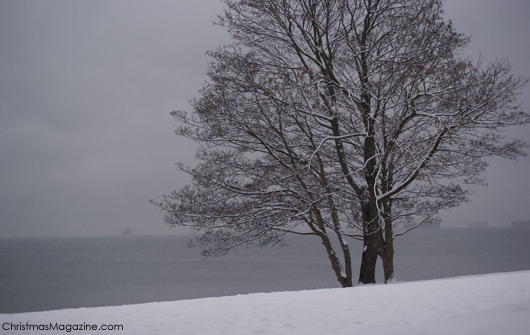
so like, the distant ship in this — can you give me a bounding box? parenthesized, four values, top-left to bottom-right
(468, 221, 489, 228)
(121, 227, 133, 236)
(511, 220, 530, 228)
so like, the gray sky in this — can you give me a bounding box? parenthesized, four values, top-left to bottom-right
(0, 0, 529, 237)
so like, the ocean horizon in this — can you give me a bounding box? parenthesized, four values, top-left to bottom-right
(1, 227, 530, 314)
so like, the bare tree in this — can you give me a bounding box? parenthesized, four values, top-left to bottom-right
(155, 48, 360, 287)
(153, 0, 529, 285)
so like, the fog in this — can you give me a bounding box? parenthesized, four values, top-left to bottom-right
(1, 0, 529, 237)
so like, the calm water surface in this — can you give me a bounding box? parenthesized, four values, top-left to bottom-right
(1, 227, 529, 313)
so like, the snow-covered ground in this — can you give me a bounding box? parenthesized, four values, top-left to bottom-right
(1, 271, 529, 335)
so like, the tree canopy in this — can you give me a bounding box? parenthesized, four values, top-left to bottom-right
(154, 0, 529, 285)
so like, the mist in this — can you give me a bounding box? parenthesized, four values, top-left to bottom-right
(1, 0, 529, 237)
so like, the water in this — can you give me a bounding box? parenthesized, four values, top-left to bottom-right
(1, 227, 529, 314)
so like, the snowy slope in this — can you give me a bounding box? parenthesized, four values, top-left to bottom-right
(1, 271, 529, 335)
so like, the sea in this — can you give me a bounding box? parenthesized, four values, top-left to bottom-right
(1, 227, 530, 314)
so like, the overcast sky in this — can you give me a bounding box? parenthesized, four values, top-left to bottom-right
(1, 0, 529, 237)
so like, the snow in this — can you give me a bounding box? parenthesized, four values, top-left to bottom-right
(2, 271, 529, 335)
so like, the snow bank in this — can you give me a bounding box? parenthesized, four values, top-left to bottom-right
(2, 271, 529, 335)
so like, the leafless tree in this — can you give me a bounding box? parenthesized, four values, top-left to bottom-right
(156, 47, 361, 287)
(153, 0, 529, 285)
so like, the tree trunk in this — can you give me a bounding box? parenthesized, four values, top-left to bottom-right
(380, 239, 395, 283)
(358, 198, 380, 284)
(380, 201, 396, 283)
(320, 234, 353, 287)
(358, 232, 379, 284)
(311, 207, 353, 288)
